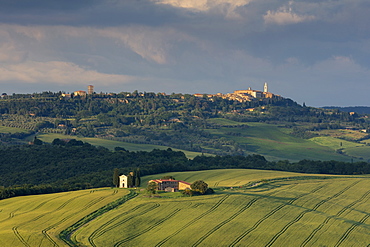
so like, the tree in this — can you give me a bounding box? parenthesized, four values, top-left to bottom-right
(161, 175, 175, 180)
(33, 137, 43, 145)
(52, 138, 65, 146)
(190, 180, 208, 194)
(113, 168, 119, 188)
(146, 181, 157, 196)
(135, 168, 141, 187)
(127, 173, 134, 188)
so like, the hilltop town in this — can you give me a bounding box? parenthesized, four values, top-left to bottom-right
(55, 82, 282, 102)
(194, 82, 281, 102)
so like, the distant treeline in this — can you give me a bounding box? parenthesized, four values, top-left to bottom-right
(1, 140, 370, 200)
(323, 106, 370, 115)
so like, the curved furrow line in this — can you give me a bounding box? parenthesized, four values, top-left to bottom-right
(41, 229, 59, 247)
(155, 194, 230, 247)
(229, 203, 288, 247)
(334, 214, 370, 247)
(228, 183, 328, 247)
(87, 203, 147, 246)
(191, 188, 287, 247)
(60, 190, 138, 246)
(13, 193, 89, 247)
(192, 197, 261, 247)
(40, 196, 111, 247)
(88, 203, 160, 247)
(82, 197, 106, 211)
(264, 180, 361, 247)
(30, 194, 88, 224)
(114, 208, 182, 247)
(54, 194, 87, 211)
(12, 226, 30, 247)
(301, 189, 370, 247)
(0, 195, 63, 224)
(41, 196, 110, 247)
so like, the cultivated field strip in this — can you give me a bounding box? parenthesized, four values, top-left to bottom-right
(0, 192, 73, 224)
(114, 208, 182, 247)
(0, 188, 128, 247)
(191, 191, 278, 246)
(154, 194, 230, 247)
(12, 226, 30, 247)
(11, 193, 89, 246)
(263, 180, 362, 247)
(88, 203, 161, 247)
(227, 182, 329, 247)
(40, 194, 117, 247)
(190, 181, 318, 247)
(87, 203, 148, 245)
(300, 184, 370, 247)
(334, 213, 370, 247)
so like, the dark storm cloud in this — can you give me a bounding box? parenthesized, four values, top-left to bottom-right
(0, 0, 183, 27)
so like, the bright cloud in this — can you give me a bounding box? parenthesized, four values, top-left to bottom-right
(153, 0, 253, 19)
(264, 2, 315, 25)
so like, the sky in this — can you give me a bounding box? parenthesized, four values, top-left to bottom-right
(0, 0, 369, 107)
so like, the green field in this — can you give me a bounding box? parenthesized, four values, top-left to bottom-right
(0, 188, 129, 247)
(0, 126, 29, 134)
(36, 133, 206, 159)
(206, 120, 351, 162)
(2, 169, 367, 246)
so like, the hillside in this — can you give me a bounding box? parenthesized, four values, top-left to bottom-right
(71, 170, 370, 246)
(1, 169, 369, 246)
(1, 91, 370, 162)
(0, 188, 129, 247)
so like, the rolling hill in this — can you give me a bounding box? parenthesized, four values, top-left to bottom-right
(1, 169, 369, 246)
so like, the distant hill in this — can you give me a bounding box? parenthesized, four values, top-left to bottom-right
(322, 106, 370, 114)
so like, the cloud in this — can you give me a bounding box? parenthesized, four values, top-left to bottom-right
(311, 55, 367, 78)
(95, 27, 195, 64)
(0, 42, 28, 63)
(0, 24, 200, 65)
(0, 61, 135, 85)
(264, 2, 315, 25)
(153, 0, 253, 19)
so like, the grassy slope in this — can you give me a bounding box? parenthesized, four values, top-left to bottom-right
(36, 133, 206, 159)
(310, 136, 370, 161)
(0, 126, 29, 134)
(0, 188, 129, 247)
(72, 169, 370, 247)
(207, 119, 350, 162)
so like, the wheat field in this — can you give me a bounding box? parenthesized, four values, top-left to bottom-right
(1, 170, 369, 246)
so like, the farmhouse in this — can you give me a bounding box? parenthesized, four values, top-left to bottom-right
(149, 179, 191, 192)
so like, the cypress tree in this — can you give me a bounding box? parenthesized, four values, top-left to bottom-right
(127, 172, 134, 188)
(113, 168, 119, 188)
(135, 168, 141, 187)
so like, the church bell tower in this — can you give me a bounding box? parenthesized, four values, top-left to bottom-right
(264, 82, 268, 93)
